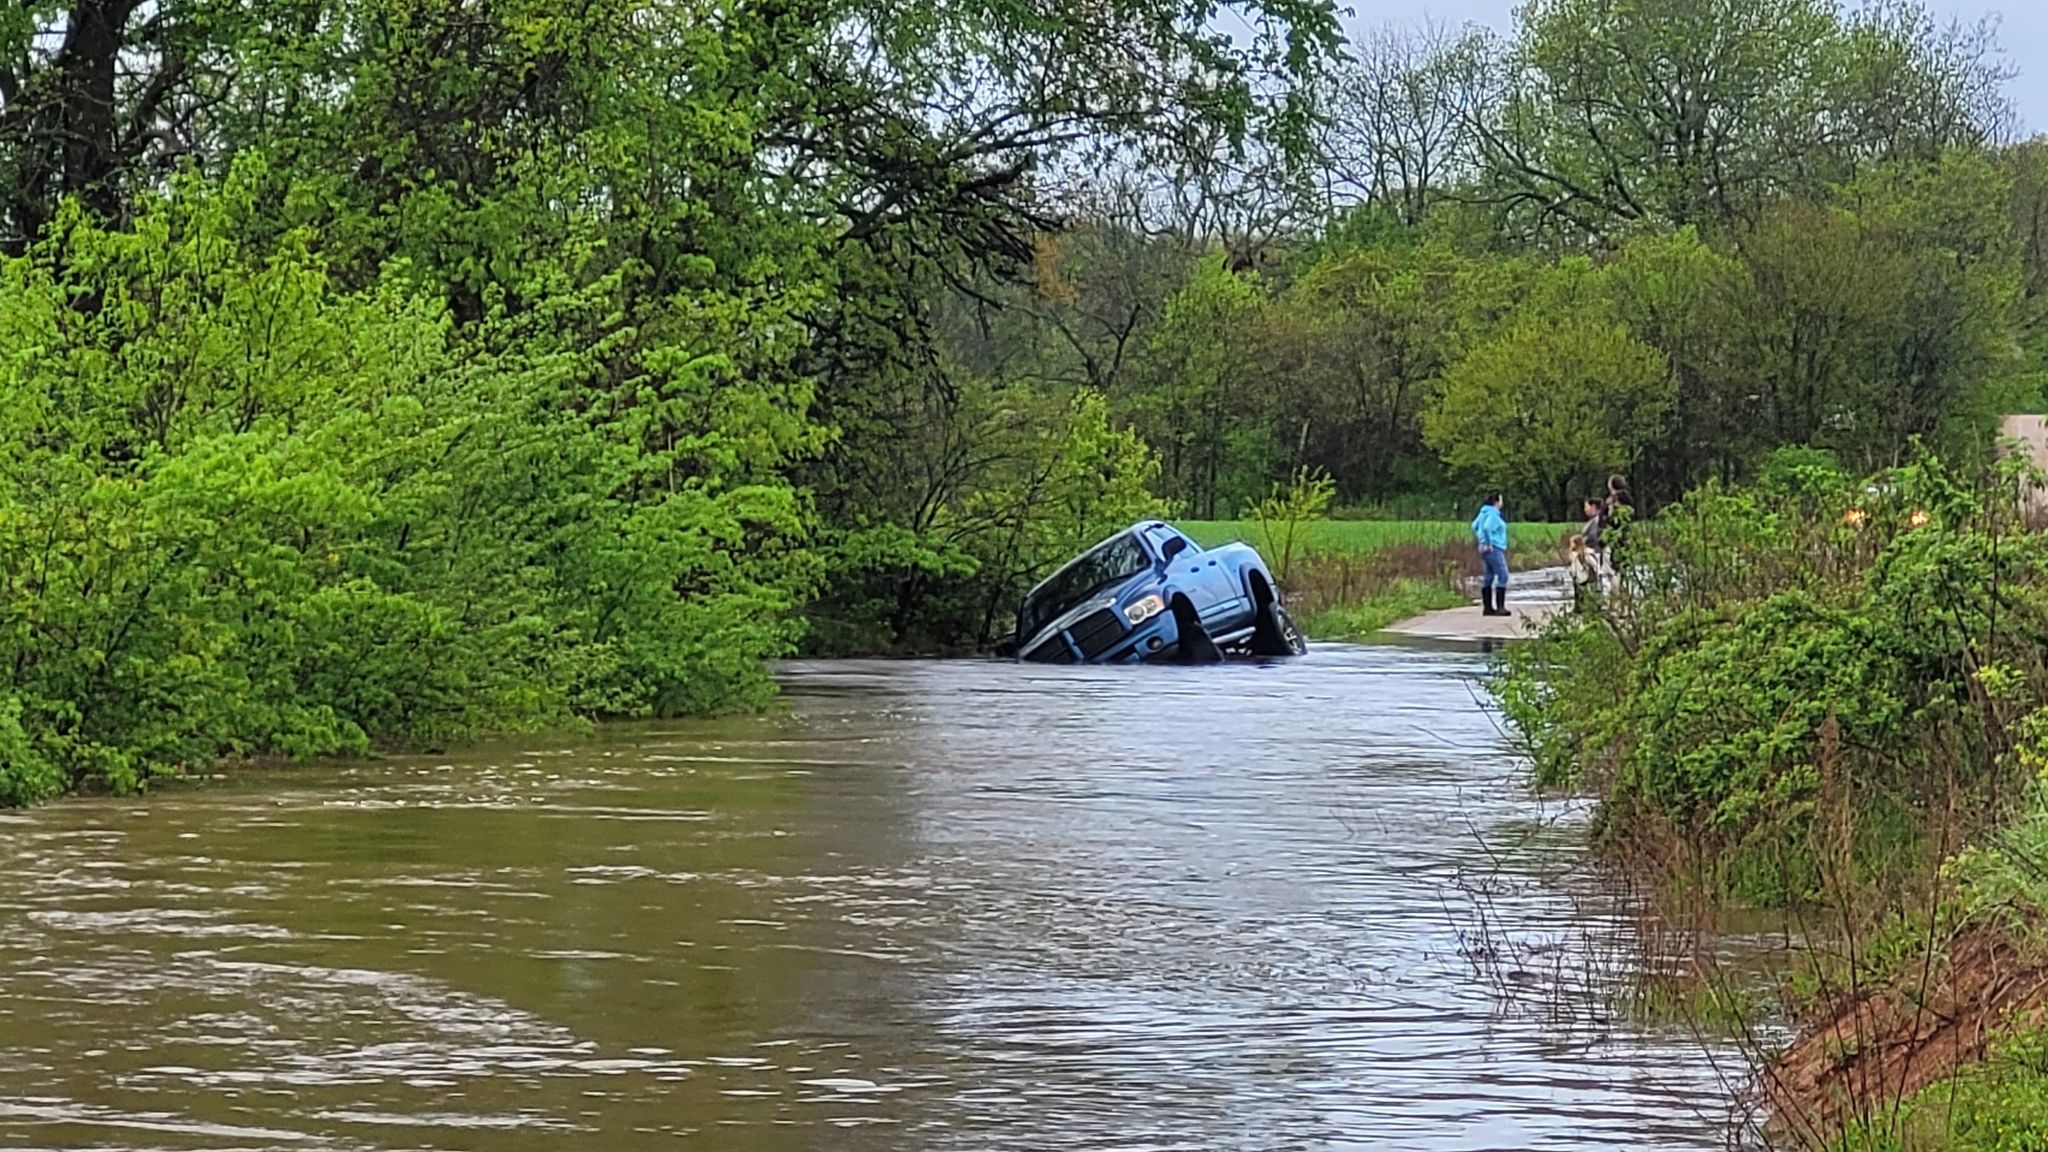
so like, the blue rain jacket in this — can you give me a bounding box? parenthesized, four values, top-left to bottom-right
(1471, 504, 1508, 551)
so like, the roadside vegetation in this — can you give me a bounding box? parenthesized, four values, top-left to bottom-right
(1297, 580, 1465, 641)
(1497, 449, 2048, 1147)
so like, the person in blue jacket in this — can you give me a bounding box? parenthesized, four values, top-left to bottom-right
(1471, 493, 1510, 617)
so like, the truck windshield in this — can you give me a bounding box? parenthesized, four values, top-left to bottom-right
(1017, 534, 1150, 640)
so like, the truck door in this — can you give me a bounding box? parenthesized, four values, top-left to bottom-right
(1148, 526, 1235, 625)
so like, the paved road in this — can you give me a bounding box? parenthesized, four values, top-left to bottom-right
(1381, 567, 1570, 643)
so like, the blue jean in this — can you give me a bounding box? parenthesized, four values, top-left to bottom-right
(1480, 547, 1510, 591)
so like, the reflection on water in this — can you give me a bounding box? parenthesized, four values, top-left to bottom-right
(0, 646, 1739, 1150)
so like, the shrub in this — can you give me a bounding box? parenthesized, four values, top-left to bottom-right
(1496, 450, 2048, 905)
(0, 164, 819, 800)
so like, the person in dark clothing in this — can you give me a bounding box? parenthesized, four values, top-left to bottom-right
(1565, 498, 1608, 608)
(1605, 474, 1634, 514)
(1602, 474, 1635, 576)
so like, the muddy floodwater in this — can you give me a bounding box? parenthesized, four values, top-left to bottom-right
(0, 646, 1744, 1150)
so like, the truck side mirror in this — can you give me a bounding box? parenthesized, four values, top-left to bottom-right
(1159, 537, 1188, 566)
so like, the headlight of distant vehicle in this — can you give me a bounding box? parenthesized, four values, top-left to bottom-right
(1124, 594, 1166, 625)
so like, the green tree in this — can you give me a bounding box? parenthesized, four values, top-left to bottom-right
(1423, 308, 1671, 517)
(1131, 256, 1277, 518)
(1600, 229, 1747, 495)
(0, 164, 822, 801)
(1266, 240, 1525, 501)
(1719, 153, 2030, 470)
(1480, 0, 2009, 240)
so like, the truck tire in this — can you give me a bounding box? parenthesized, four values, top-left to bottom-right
(1171, 597, 1223, 663)
(1249, 598, 1307, 657)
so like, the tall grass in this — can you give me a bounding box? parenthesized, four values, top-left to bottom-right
(1158, 519, 1576, 640)
(1209, 533, 1571, 640)
(1180, 519, 1574, 557)
(1301, 580, 1466, 639)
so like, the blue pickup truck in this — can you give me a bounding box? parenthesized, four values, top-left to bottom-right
(1014, 522, 1305, 664)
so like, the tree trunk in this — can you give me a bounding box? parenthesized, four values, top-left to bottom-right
(59, 0, 132, 219)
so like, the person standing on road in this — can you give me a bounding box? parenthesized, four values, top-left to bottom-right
(1603, 474, 1636, 576)
(1580, 495, 1616, 601)
(1471, 493, 1510, 617)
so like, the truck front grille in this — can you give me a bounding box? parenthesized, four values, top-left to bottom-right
(1024, 637, 1076, 663)
(1069, 608, 1126, 659)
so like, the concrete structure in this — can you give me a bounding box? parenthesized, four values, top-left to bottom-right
(1379, 599, 1564, 643)
(2000, 414, 2048, 528)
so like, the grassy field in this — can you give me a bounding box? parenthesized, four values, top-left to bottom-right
(1178, 519, 1574, 555)
(1174, 519, 1575, 640)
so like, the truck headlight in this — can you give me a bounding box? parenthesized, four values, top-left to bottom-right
(1124, 595, 1166, 624)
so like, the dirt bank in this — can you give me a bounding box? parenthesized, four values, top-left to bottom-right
(1767, 928, 2048, 1146)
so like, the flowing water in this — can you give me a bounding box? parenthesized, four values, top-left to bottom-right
(0, 645, 1745, 1150)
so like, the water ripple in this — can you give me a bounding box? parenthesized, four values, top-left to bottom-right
(0, 644, 1744, 1150)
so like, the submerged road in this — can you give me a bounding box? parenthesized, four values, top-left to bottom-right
(0, 646, 1740, 1149)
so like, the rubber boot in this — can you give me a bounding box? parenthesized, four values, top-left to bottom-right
(1495, 586, 1510, 617)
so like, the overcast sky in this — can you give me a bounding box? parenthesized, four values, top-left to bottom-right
(1350, 0, 2048, 136)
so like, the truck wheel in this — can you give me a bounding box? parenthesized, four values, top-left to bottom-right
(1249, 598, 1307, 657)
(1171, 597, 1223, 663)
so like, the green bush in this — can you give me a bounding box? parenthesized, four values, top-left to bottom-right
(0, 697, 62, 807)
(0, 164, 819, 801)
(1494, 613, 1634, 791)
(1496, 451, 2048, 904)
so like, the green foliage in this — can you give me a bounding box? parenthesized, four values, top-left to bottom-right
(1424, 308, 1671, 519)
(0, 0, 1354, 802)
(1720, 155, 2032, 471)
(0, 696, 61, 807)
(1949, 750, 2048, 947)
(1258, 242, 1524, 500)
(1836, 1024, 2048, 1151)
(1007, 2, 2032, 522)
(1250, 467, 1337, 585)
(1131, 256, 1279, 519)
(0, 165, 819, 797)
(1492, 0, 2004, 238)
(1496, 453, 2048, 904)
(1084, 134, 2039, 521)
(1494, 614, 1634, 791)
